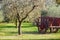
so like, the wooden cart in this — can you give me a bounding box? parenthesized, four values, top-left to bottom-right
(36, 16, 60, 33)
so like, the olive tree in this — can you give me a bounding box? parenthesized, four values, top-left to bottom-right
(47, 5, 60, 18)
(2, 0, 37, 35)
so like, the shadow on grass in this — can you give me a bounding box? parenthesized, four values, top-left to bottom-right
(0, 26, 16, 28)
(22, 31, 55, 34)
(0, 25, 36, 28)
(0, 24, 36, 28)
(23, 31, 39, 34)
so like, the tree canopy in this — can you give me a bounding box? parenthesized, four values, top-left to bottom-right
(2, 0, 38, 35)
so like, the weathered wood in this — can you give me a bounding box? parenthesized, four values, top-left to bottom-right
(36, 16, 60, 33)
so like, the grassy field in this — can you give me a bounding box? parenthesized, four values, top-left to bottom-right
(0, 23, 60, 40)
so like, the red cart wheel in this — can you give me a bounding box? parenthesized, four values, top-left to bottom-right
(50, 28, 58, 33)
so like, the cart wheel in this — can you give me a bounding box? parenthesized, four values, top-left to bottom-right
(53, 28, 58, 33)
(50, 28, 58, 33)
(40, 28, 47, 34)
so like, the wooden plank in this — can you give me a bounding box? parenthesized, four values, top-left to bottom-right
(50, 26, 60, 29)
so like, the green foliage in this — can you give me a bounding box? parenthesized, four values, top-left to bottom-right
(47, 5, 60, 17)
(0, 10, 4, 22)
(0, 10, 10, 23)
(41, 9, 47, 17)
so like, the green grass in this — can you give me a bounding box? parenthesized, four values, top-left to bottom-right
(0, 23, 60, 40)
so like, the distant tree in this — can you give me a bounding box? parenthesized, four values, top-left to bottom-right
(47, 5, 60, 18)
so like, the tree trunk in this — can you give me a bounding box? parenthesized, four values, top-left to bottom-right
(38, 27, 40, 33)
(18, 21, 21, 35)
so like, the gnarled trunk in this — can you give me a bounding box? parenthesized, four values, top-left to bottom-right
(18, 21, 21, 35)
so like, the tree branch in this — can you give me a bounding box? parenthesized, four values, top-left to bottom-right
(21, 5, 37, 22)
